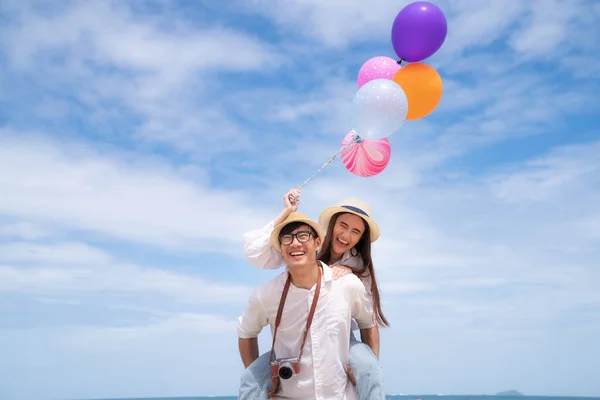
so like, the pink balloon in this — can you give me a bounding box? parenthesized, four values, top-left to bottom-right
(341, 131, 391, 177)
(357, 56, 401, 88)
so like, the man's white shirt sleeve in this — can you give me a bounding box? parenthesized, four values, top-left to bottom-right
(349, 275, 376, 329)
(242, 220, 285, 270)
(237, 287, 268, 339)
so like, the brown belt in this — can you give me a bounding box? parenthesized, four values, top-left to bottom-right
(267, 265, 322, 398)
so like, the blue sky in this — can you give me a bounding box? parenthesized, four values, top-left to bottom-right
(1, 0, 599, 399)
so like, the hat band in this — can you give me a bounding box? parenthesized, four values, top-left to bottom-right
(341, 205, 369, 217)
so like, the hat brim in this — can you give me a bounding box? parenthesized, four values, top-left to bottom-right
(318, 206, 380, 242)
(270, 212, 325, 251)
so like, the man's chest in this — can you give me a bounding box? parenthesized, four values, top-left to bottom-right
(263, 285, 351, 338)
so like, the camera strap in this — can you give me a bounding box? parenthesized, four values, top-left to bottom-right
(267, 264, 322, 398)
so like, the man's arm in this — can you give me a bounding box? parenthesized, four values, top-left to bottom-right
(360, 326, 380, 358)
(237, 288, 268, 367)
(238, 337, 260, 368)
(348, 275, 379, 354)
(242, 190, 298, 270)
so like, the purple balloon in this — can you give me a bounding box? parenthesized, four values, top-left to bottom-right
(391, 1, 447, 62)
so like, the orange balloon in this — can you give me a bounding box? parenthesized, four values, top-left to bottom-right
(392, 63, 443, 120)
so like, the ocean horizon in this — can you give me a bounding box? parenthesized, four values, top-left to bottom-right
(83, 395, 600, 400)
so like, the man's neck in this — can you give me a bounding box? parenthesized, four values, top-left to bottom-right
(289, 261, 321, 290)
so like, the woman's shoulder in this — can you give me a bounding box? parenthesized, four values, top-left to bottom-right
(331, 265, 354, 280)
(332, 264, 373, 295)
(339, 251, 366, 270)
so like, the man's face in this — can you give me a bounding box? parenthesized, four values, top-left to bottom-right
(280, 224, 321, 268)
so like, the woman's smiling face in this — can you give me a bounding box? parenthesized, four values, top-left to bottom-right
(330, 213, 366, 259)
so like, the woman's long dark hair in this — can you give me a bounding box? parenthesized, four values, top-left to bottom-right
(318, 212, 389, 328)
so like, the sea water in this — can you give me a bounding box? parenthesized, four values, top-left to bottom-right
(93, 395, 600, 400)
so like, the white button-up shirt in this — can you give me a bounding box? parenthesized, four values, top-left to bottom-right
(237, 261, 375, 400)
(242, 219, 374, 331)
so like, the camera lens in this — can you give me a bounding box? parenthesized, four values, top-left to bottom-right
(279, 366, 293, 380)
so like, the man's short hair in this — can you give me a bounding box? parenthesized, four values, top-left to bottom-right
(279, 221, 318, 240)
(269, 212, 324, 251)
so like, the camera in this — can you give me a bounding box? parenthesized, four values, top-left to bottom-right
(271, 357, 300, 380)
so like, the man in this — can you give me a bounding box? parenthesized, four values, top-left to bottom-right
(237, 212, 376, 399)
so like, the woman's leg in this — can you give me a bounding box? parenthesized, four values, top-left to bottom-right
(349, 332, 386, 400)
(238, 351, 272, 400)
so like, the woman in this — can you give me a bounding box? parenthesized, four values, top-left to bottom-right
(239, 189, 388, 400)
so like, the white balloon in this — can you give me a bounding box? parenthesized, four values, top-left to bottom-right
(351, 78, 408, 140)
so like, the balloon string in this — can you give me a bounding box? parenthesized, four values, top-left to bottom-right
(289, 133, 359, 205)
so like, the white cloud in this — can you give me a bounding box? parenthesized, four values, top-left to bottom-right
(244, 0, 408, 47)
(0, 312, 249, 399)
(0, 221, 53, 240)
(487, 140, 600, 203)
(68, 312, 238, 341)
(1, 1, 282, 153)
(509, 0, 585, 57)
(0, 131, 273, 253)
(0, 241, 113, 265)
(439, 1, 525, 56)
(380, 281, 436, 294)
(579, 214, 600, 240)
(0, 261, 252, 305)
(4, 1, 279, 75)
